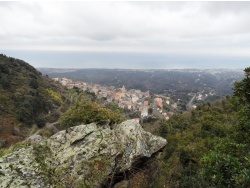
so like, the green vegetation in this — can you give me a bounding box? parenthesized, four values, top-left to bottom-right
(35, 115, 46, 128)
(0, 54, 64, 146)
(200, 141, 250, 187)
(1, 54, 249, 187)
(0, 54, 125, 148)
(46, 89, 63, 104)
(154, 67, 250, 187)
(60, 100, 125, 128)
(0, 142, 31, 157)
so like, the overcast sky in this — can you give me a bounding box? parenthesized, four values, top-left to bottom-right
(0, 1, 250, 69)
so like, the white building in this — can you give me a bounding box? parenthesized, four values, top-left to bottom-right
(141, 106, 149, 118)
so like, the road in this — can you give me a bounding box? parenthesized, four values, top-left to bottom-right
(186, 94, 196, 110)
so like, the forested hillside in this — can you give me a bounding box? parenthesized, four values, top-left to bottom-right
(39, 68, 243, 97)
(0, 54, 64, 146)
(1, 53, 250, 187)
(154, 67, 250, 187)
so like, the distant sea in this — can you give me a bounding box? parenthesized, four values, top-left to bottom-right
(1, 50, 249, 69)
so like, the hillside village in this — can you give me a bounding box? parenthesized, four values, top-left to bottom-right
(52, 77, 177, 121)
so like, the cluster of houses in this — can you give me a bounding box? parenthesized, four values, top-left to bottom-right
(53, 77, 173, 120)
(52, 78, 177, 121)
(153, 95, 177, 120)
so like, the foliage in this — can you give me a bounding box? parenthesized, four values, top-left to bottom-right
(200, 141, 250, 187)
(233, 68, 250, 144)
(60, 100, 125, 128)
(46, 110, 61, 123)
(200, 67, 250, 187)
(38, 129, 53, 138)
(234, 67, 250, 104)
(0, 149, 5, 157)
(148, 108, 153, 114)
(233, 106, 250, 144)
(46, 89, 62, 104)
(35, 115, 47, 128)
(154, 67, 250, 187)
(29, 78, 38, 89)
(0, 54, 65, 145)
(154, 99, 235, 187)
(105, 102, 119, 111)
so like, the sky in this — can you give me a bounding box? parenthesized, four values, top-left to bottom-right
(0, 1, 250, 69)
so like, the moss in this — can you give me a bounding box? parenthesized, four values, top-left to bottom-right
(0, 149, 6, 157)
(2, 142, 31, 157)
(33, 144, 54, 186)
(81, 156, 112, 187)
(39, 129, 53, 138)
(33, 144, 88, 187)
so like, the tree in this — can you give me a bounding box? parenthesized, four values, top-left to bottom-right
(30, 78, 39, 89)
(0, 74, 10, 89)
(233, 67, 250, 144)
(200, 141, 250, 187)
(148, 108, 153, 115)
(35, 115, 46, 128)
(17, 98, 34, 126)
(200, 68, 250, 187)
(234, 67, 250, 105)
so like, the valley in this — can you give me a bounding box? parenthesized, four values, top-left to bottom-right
(40, 68, 244, 112)
(1, 54, 250, 188)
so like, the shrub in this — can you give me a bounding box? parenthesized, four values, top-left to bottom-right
(200, 141, 250, 187)
(46, 110, 61, 123)
(39, 129, 53, 138)
(60, 100, 125, 128)
(35, 116, 46, 128)
(46, 89, 62, 104)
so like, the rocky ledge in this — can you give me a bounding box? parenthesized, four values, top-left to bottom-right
(0, 120, 167, 188)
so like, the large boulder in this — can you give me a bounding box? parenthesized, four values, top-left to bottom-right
(0, 120, 167, 188)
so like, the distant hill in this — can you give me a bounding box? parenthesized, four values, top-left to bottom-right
(0, 54, 64, 146)
(39, 68, 244, 103)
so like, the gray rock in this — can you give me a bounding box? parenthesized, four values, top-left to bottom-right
(0, 120, 167, 188)
(27, 135, 43, 144)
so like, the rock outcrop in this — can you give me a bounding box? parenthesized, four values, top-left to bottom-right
(0, 120, 167, 188)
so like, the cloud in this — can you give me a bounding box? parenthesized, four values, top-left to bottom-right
(0, 1, 250, 58)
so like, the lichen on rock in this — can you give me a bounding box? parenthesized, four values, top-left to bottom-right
(0, 120, 167, 188)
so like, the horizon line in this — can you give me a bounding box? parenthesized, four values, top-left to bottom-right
(37, 67, 243, 70)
